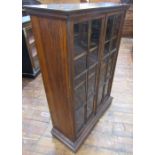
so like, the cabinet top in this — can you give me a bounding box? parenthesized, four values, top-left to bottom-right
(24, 2, 129, 17)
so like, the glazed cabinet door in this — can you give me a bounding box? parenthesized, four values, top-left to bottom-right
(97, 13, 123, 108)
(23, 24, 40, 72)
(73, 18, 102, 134)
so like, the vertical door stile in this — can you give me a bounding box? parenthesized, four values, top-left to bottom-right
(107, 12, 126, 96)
(102, 15, 116, 102)
(94, 16, 106, 114)
(85, 20, 92, 122)
(67, 19, 76, 139)
(106, 15, 118, 97)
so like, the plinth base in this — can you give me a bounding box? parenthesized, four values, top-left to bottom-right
(51, 96, 113, 152)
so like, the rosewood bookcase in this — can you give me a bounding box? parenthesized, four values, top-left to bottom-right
(24, 2, 129, 152)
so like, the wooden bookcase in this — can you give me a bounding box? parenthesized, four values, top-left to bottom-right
(24, 2, 129, 152)
(22, 16, 40, 78)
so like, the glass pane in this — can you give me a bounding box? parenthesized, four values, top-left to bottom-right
(107, 61, 112, 78)
(74, 56, 86, 76)
(73, 18, 102, 129)
(113, 14, 122, 36)
(74, 22, 88, 58)
(75, 105, 85, 133)
(105, 15, 115, 41)
(87, 66, 96, 118)
(26, 27, 35, 44)
(89, 66, 96, 76)
(33, 55, 40, 70)
(87, 95, 94, 118)
(103, 79, 110, 99)
(111, 38, 117, 51)
(88, 74, 96, 97)
(97, 62, 108, 105)
(31, 43, 37, 58)
(74, 83, 86, 109)
(90, 19, 101, 50)
(104, 42, 110, 56)
(74, 73, 86, 87)
(88, 50, 98, 67)
(31, 44, 40, 70)
(107, 52, 116, 78)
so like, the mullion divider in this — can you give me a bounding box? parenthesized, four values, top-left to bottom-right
(101, 16, 116, 102)
(84, 20, 92, 123)
(109, 16, 117, 53)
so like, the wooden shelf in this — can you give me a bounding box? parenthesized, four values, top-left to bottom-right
(74, 52, 87, 61)
(105, 35, 117, 44)
(74, 45, 98, 61)
(90, 45, 98, 53)
(103, 48, 117, 60)
(75, 63, 97, 80)
(75, 72, 96, 90)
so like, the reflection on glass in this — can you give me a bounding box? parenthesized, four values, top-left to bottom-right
(107, 60, 112, 78)
(103, 79, 109, 99)
(87, 95, 94, 118)
(33, 55, 40, 70)
(74, 83, 86, 109)
(86, 67, 96, 119)
(105, 14, 121, 43)
(89, 66, 96, 76)
(27, 28, 35, 44)
(74, 56, 86, 76)
(31, 44, 40, 70)
(113, 14, 121, 36)
(31, 43, 37, 57)
(74, 22, 88, 58)
(73, 19, 102, 133)
(90, 20, 101, 49)
(88, 50, 98, 67)
(104, 42, 110, 56)
(111, 38, 117, 50)
(75, 105, 85, 133)
(97, 62, 108, 105)
(107, 52, 116, 78)
(74, 73, 86, 87)
(88, 74, 96, 97)
(105, 15, 115, 41)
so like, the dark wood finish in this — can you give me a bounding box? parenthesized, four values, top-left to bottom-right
(30, 16, 76, 140)
(24, 2, 129, 152)
(22, 16, 40, 78)
(52, 96, 112, 152)
(22, 0, 41, 16)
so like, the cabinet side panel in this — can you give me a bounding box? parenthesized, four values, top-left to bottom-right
(30, 16, 75, 140)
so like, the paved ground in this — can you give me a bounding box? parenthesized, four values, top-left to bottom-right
(22, 38, 133, 155)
